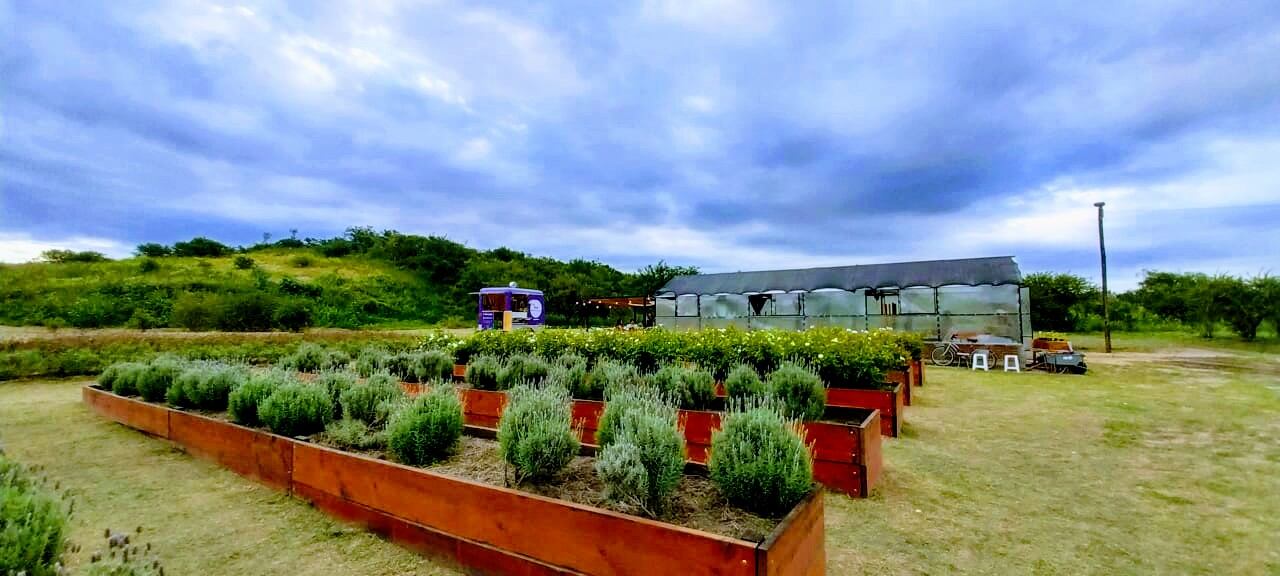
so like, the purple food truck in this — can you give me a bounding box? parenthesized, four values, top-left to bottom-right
(475, 284, 545, 331)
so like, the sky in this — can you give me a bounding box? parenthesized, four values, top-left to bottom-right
(2, 0, 1278, 291)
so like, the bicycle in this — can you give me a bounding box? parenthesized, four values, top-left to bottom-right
(930, 341, 961, 366)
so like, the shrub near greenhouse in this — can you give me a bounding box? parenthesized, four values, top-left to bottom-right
(453, 327, 920, 389)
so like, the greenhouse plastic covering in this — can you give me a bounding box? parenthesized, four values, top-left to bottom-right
(658, 256, 1021, 295)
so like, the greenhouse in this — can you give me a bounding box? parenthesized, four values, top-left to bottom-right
(655, 256, 1032, 345)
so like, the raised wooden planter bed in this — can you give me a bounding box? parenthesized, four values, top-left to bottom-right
(912, 358, 925, 387)
(435, 388, 882, 498)
(673, 408, 883, 498)
(825, 384, 904, 438)
(83, 386, 824, 576)
(886, 369, 911, 406)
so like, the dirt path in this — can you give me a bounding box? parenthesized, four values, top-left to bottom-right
(1087, 347, 1280, 377)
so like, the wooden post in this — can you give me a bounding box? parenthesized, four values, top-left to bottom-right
(1094, 202, 1111, 353)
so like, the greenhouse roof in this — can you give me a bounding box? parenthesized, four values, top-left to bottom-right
(658, 256, 1021, 295)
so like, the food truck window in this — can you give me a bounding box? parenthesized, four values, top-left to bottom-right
(511, 294, 530, 313)
(482, 293, 507, 312)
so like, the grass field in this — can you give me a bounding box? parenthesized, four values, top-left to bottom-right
(2, 339, 1277, 574)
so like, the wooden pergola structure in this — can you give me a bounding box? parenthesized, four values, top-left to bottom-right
(576, 296, 655, 327)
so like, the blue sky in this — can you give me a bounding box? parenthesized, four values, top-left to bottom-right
(2, 1, 1278, 290)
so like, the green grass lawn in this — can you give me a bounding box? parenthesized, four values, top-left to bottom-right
(2, 347, 1277, 574)
(0, 379, 458, 575)
(1070, 330, 1280, 355)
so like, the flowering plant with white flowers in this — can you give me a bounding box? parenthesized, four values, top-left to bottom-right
(445, 326, 923, 389)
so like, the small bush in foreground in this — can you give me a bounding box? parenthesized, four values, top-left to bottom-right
(233, 255, 255, 269)
(0, 454, 71, 576)
(708, 403, 813, 516)
(259, 382, 333, 437)
(498, 385, 578, 483)
(339, 373, 405, 425)
(136, 356, 186, 402)
(724, 363, 766, 401)
(595, 401, 684, 515)
(387, 385, 464, 466)
(496, 355, 551, 390)
(767, 363, 826, 422)
(465, 354, 502, 390)
(595, 443, 647, 509)
(323, 418, 387, 451)
(228, 370, 292, 426)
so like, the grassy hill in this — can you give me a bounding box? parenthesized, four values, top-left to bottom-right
(0, 230, 694, 330)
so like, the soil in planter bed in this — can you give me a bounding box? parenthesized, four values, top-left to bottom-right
(821, 406, 876, 425)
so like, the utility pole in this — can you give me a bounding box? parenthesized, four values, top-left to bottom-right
(1094, 202, 1111, 353)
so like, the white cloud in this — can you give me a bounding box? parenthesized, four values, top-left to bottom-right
(0, 233, 130, 262)
(414, 73, 468, 107)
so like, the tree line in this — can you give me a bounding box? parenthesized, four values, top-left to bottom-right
(1025, 271, 1280, 341)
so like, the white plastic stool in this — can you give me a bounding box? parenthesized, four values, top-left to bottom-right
(971, 351, 989, 371)
(1003, 354, 1020, 373)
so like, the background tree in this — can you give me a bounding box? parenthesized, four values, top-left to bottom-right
(628, 261, 700, 297)
(1022, 272, 1097, 332)
(1221, 276, 1268, 341)
(172, 237, 232, 257)
(40, 250, 109, 263)
(135, 243, 172, 257)
(1131, 271, 1198, 324)
(1257, 276, 1280, 338)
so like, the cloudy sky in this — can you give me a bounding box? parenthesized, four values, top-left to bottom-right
(2, 1, 1278, 290)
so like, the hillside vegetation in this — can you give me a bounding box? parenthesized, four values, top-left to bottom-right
(0, 228, 695, 331)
